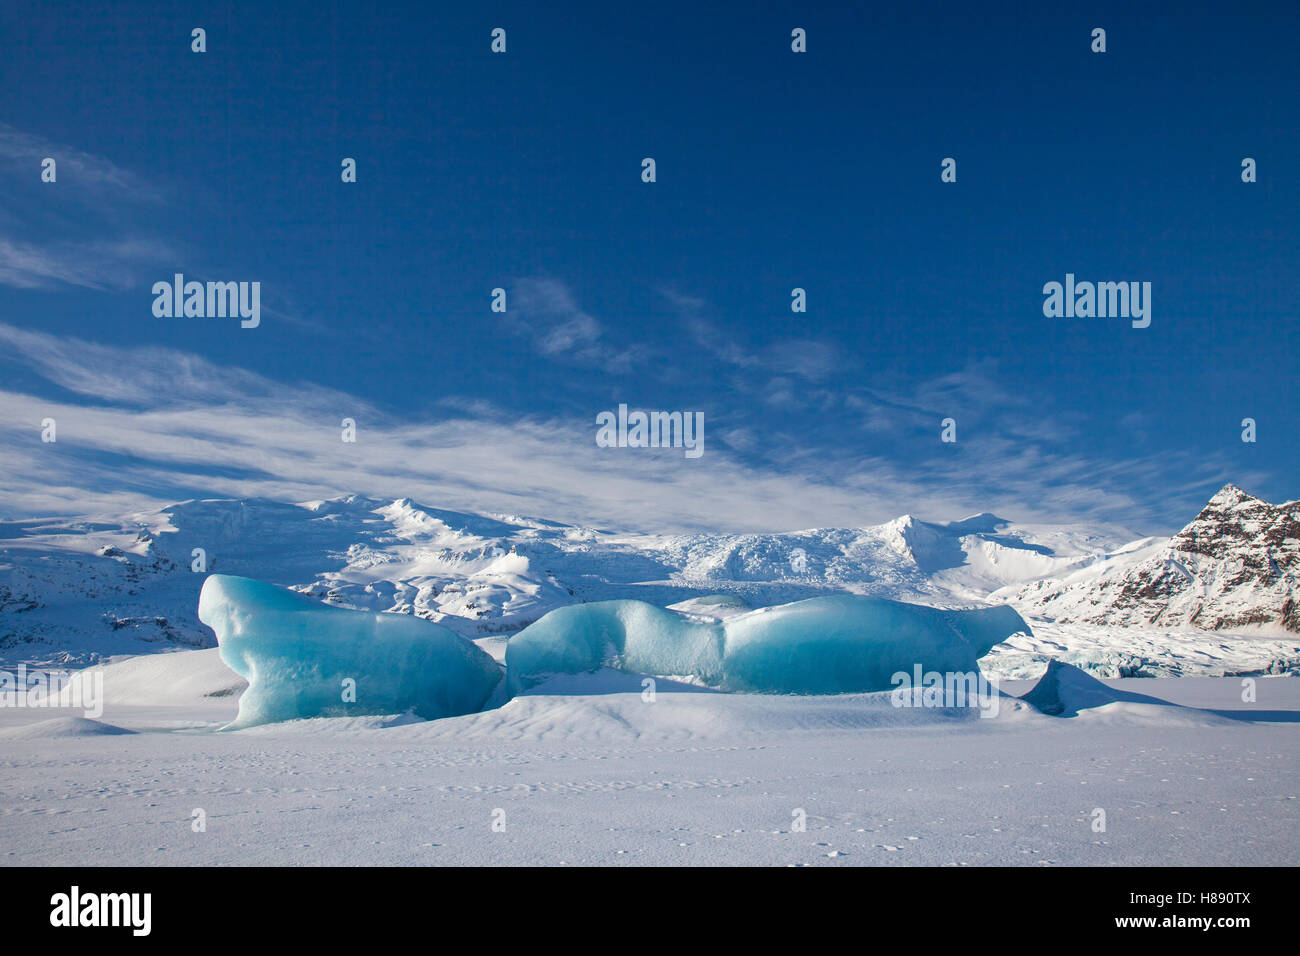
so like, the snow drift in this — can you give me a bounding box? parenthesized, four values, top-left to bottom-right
(505, 595, 1031, 695)
(1016, 659, 1234, 726)
(198, 574, 501, 727)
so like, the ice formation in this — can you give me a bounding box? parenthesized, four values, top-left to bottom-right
(198, 574, 501, 727)
(723, 596, 1028, 694)
(505, 601, 724, 694)
(505, 594, 1030, 694)
(1018, 658, 1169, 717)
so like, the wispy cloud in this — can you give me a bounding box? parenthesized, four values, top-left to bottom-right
(0, 123, 174, 291)
(0, 364, 910, 532)
(0, 237, 177, 292)
(0, 322, 319, 406)
(0, 321, 1266, 535)
(663, 286, 842, 390)
(656, 290, 1272, 533)
(507, 278, 652, 370)
(0, 123, 323, 333)
(0, 122, 161, 198)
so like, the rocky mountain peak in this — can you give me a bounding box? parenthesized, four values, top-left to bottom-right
(1171, 485, 1299, 565)
(1014, 485, 1299, 634)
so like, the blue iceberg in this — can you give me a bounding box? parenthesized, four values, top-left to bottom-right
(504, 601, 725, 695)
(505, 595, 1029, 695)
(198, 574, 501, 727)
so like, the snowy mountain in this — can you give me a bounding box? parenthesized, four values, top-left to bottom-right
(3, 485, 1295, 675)
(1005, 485, 1300, 635)
(0, 494, 1118, 668)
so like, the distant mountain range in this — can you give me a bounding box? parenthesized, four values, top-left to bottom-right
(1, 484, 1294, 668)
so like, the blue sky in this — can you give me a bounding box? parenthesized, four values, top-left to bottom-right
(1, 1, 1296, 533)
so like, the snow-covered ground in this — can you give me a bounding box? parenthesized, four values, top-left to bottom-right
(0, 649, 1295, 866)
(2, 489, 1296, 866)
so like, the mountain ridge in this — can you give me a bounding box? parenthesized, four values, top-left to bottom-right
(2, 484, 1295, 669)
(1007, 484, 1299, 635)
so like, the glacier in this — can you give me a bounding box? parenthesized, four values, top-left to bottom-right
(197, 574, 501, 727)
(506, 594, 1031, 695)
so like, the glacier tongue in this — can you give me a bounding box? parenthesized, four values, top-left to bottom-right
(198, 574, 502, 728)
(506, 595, 1031, 695)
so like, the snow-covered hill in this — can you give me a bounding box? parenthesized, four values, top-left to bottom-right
(2, 485, 1296, 677)
(1005, 485, 1299, 636)
(0, 494, 1118, 667)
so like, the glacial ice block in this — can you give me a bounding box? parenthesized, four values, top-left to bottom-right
(722, 596, 1027, 693)
(506, 595, 1029, 695)
(198, 574, 502, 727)
(504, 600, 724, 695)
